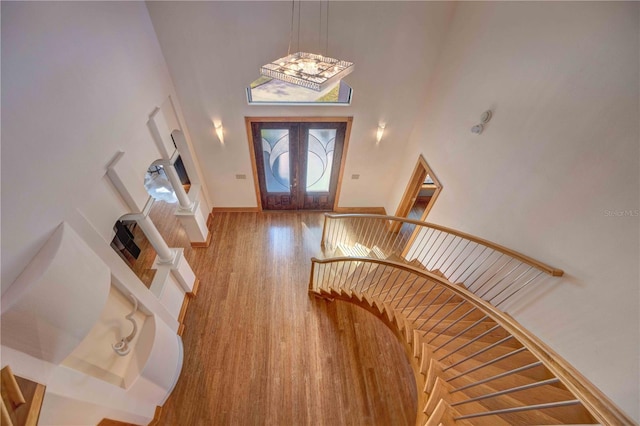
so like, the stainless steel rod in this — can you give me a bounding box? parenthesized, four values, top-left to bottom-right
(478, 262, 521, 299)
(454, 400, 581, 420)
(433, 316, 489, 352)
(442, 335, 514, 371)
(471, 257, 514, 294)
(496, 271, 544, 308)
(466, 253, 506, 293)
(423, 300, 466, 336)
(488, 266, 533, 303)
(450, 361, 543, 393)
(446, 347, 527, 382)
(427, 307, 479, 343)
(441, 239, 469, 276)
(451, 378, 561, 406)
(452, 245, 489, 284)
(438, 324, 501, 361)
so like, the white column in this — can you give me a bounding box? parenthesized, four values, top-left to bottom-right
(136, 215, 175, 264)
(163, 163, 193, 211)
(158, 159, 210, 246)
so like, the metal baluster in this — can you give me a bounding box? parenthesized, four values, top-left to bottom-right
(414, 228, 438, 265)
(389, 221, 408, 254)
(347, 260, 360, 292)
(422, 232, 450, 270)
(454, 400, 581, 421)
(413, 292, 457, 330)
(422, 300, 466, 336)
(330, 218, 337, 251)
(446, 347, 527, 382)
(432, 315, 488, 351)
(451, 245, 488, 284)
(404, 283, 443, 316)
(441, 239, 470, 277)
(437, 324, 502, 361)
(426, 307, 479, 343)
(402, 281, 439, 314)
(403, 225, 431, 262)
(450, 361, 543, 393)
(432, 234, 458, 272)
(487, 266, 533, 304)
(360, 265, 389, 293)
(358, 263, 382, 294)
(373, 266, 405, 297)
(477, 262, 521, 299)
(392, 274, 425, 306)
(472, 258, 516, 296)
(355, 261, 376, 294)
(441, 335, 514, 371)
(465, 252, 505, 292)
(451, 378, 560, 406)
(336, 260, 350, 292)
(495, 271, 544, 308)
(387, 274, 420, 304)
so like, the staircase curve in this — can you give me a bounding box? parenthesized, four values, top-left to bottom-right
(308, 213, 635, 426)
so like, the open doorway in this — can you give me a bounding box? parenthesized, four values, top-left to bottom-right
(393, 155, 442, 230)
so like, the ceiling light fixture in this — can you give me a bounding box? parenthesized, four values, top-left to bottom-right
(247, 1, 354, 105)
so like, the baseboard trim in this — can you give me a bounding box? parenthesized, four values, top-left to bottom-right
(334, 207, 387, 215)
(178, 294, 190, 325)
(211, 207, 260, 213)
(190, 230, 212, 248)
(147, 406, 162, 426)
(188, 278, 200, 298)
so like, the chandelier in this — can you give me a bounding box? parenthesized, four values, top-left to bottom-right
(247, 1, 354, 105)
(261, 52, 354, 92)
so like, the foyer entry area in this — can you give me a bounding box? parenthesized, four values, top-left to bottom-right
(247, 117, 351, 211)
(157, 211, 417, 425)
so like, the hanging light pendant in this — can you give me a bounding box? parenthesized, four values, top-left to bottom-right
(260, 52, 354, 92)
(247, 0, 354, 105)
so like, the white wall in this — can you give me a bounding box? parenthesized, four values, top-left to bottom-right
(388, 2, 639, 420)
(145, 1, 455, 208)
(1, 1, 176, 290)
(1, 2, 189, 422)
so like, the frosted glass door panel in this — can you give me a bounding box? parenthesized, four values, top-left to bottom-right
(260, 129, 290, 192)
(306, 129, 336, 192)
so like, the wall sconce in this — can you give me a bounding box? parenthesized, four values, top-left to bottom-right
(471, 110, 493, 135)
(214, 121, 225, 144)
(376, 123, 386, 144)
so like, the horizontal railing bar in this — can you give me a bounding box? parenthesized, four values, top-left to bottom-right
(442, 336, 514, 371)
(451, 378, 560, 406)
(446, 347, 527, 382)
(309, 256, 633, 425)
(453, 400, 581, 420)
(323, 213, 564, 276)
(450, 361, 544, 393)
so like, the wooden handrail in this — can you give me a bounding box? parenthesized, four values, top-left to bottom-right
(310, 256, 634, 425)
(323, 213, 564, 277)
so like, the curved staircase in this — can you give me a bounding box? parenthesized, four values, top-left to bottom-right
(309, 214, 635, 426)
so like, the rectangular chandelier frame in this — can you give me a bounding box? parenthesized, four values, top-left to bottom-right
(260, 52, 354, 92)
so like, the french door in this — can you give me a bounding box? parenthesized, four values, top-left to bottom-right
(251, 121, 347, 210)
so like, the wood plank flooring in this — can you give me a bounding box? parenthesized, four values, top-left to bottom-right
(154, 210, 417, 426)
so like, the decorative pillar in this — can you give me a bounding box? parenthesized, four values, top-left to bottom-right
(158, 158, 210, 247)
(163, 163, 193, 212)
(135, 215, 175, 264)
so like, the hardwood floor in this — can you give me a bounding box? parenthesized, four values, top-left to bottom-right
(154, 211, 417, 426)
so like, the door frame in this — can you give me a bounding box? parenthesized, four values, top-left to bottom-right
(392, 154, 442, 232)
(245, 116, 353, 211)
